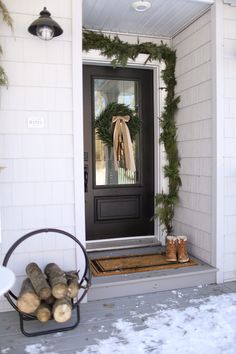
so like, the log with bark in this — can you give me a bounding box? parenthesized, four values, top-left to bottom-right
(26, 262, 51, 300)
(66, 271, 79, 299)
(44, 263, 68, 299)
(36, 302, 51, 323)
(52, 296, 72, 323)
(17, 278, 41, 314)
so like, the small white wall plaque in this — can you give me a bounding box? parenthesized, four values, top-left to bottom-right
(28, 117, 45, 128)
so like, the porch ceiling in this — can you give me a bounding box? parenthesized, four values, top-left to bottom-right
(82, 0, 214, 38)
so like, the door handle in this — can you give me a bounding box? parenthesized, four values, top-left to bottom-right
(84, 165, 88, 192)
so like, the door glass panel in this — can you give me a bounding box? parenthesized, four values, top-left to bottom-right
(94, 78, 140, 186)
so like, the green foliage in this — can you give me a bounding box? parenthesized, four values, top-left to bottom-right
(94, 102, 141, 148)
(0, 1, 13, 29)
(0, 64, 8, 86)
(83, 30, 173, 67)
(0, 1, 13, 86)
(83, 29, 181, 235)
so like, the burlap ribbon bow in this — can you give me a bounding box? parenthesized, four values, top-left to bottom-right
(112, 115, 136, 172)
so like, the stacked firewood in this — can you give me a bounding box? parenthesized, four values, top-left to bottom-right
(17, 263, 79, 323)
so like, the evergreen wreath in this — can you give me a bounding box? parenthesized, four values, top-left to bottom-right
(95, 102, 140, 148)
(83, 30, 181, 236)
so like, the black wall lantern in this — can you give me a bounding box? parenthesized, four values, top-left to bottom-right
(28, 7, 63, 40)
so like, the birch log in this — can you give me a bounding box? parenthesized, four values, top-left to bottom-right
(66, 271, 79, 299)
(44, 263, 68, 299)
(36, 302, 51, 323)
(52, 296, 72, 323)
(26, 262, 51, 300)
(17, 278, 40, 314)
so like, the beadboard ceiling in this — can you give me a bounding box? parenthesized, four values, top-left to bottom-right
(82, 0, 214, 38)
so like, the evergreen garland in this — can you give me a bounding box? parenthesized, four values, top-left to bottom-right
(83, 30, 181, 235)
(95, 102, 140, 148)
(0, 1, 13, 86)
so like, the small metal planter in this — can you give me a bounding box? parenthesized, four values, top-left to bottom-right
(2, 228, 91, 337)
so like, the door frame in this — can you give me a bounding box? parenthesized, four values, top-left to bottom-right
(81, 50, 166, 245)
(84, 65, 155, 240)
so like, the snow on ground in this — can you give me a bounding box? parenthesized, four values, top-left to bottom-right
(24, 344, 58, 354)
(77, 293, 236, 354)
(0, 348, 10, 354)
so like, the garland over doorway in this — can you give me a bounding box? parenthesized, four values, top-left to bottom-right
(83, 30, 181, 236)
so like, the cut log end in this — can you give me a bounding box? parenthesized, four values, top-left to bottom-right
(36, 302, 51, 323)
(67, 280, 79, 299)
(66, 271, 79, 299)
(17, 279, 41, 314)
(17, 293, 40, 314)
(52, 283, 68, 299)
(53, 297, 72, 323)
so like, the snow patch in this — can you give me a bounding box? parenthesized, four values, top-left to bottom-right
(53, 332, 63, 337)
(1, 348, 10, 354)
(24, 343, 58, 354)
(77, 293, 236, 354)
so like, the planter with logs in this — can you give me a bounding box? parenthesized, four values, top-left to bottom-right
(2, 228, 91, 337)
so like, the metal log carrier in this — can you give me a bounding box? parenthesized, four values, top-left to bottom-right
(2, 228, 91, 337)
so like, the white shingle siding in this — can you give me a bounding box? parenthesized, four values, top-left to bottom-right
(0, 0, 75, 311)
(172, 11, 212, 264)
(223, 4, 236, 281)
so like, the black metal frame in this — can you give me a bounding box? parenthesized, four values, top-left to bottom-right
(2, 228, 91, 337)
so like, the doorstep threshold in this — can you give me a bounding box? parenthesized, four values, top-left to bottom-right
(88, 257, 217, 301)
(91, 258, 216, 285)
(86, 235, 160, 252)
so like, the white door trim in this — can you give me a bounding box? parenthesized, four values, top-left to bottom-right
(211, 1, 224, 283)
(71, 0, 87, 284)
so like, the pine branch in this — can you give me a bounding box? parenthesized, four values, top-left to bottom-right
(0, 0, 13, 29)
(0, 1, 13, 86)
(0, 66, 8, 86)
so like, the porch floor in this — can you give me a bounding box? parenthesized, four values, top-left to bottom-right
(1, 282, 236, 353)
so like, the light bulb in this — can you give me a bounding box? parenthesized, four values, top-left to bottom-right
(36, 25, 54, 40)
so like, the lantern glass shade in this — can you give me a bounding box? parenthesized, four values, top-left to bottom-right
(28, 7, 63, 40)
(36, 25, 54, 40)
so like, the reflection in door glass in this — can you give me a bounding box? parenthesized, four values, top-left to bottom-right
(94, 79, 139, 186)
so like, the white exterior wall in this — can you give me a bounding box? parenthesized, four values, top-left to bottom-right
(172, 11, 213, 264)
(0, 1, 170, 311)
(223, 4, 236, 281)
(0, 0, 83, 311)
(5, 0, 236, 310)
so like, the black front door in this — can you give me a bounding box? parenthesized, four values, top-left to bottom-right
(83, 65, 154, 241)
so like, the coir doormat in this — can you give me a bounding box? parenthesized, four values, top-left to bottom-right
(90, 253, 198, 276)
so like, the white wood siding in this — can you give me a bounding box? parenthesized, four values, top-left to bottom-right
(172, 11, 213, 264)
(223, 4, 236, 281)
(0, 0, 77, 311)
